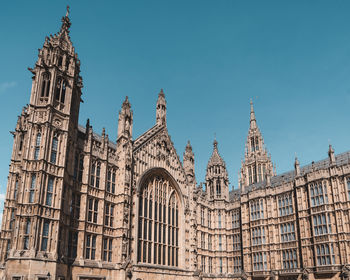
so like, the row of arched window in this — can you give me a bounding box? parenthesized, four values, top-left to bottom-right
(200, 207, 240, 229)
(88, 161, 117, 194)
(28, 174, 55, 206)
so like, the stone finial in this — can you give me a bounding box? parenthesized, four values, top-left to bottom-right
(117, 96, 133, 141)
(102, 127, 105, 138)
(294, 157, 300, 176)
(156, 89, 167, 126)
(60, 6, 71, 33)
(185, 140, 193, 155)
(86, 118, 90, 131)
(66, 5, 70, 17)
(122, 96, 130, 109)
(328, 144, 335, 164)
(184, 140, 195, 184)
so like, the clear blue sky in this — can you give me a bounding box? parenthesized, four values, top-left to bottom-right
(1, 1, 350, 200)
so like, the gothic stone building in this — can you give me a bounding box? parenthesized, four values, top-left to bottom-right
(0, 9, 350, 280)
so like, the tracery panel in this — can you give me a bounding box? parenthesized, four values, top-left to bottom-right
(137, 174, 180, 267)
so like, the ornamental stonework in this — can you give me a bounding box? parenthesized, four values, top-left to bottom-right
(0, 6, 350, 280)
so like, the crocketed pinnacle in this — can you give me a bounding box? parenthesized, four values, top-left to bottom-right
(250, 99, 257, 129)
(60, 6, 71, 34)
(122, 96, 131, 109)
(185, 140, 193, 154)
(207, 139, 226, 167)
(156, 89, 167, 126)
(157, 89, 166, 105)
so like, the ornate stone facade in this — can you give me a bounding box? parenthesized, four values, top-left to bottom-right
(1, 8, 350, 280)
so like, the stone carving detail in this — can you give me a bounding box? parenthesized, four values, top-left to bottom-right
(3, 8, 350, 280)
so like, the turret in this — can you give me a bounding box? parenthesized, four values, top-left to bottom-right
(0, 6, 83, 267)
(205, 140, 229, 201)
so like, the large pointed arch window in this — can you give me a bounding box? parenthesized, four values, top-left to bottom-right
(137, 174, 180, 267)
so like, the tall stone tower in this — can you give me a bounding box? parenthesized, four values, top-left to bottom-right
(0, 6, 83, 276)
(205, 140, 229, 201)
(239, 100, 274, 190)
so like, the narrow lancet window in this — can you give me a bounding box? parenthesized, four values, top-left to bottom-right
(34, 133, 41, 160)
(50, 137, 58, 164)
(40, 72, 51, 98)
(55, 78, 67, 104)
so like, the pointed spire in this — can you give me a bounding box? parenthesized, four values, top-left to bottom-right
(250, 98, 257, 129)
(207, 139, 225, 167)
(60, 5, 71, 34)
(239, 99, 274, 189)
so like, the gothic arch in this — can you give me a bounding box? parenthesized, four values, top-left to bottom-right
(135, 167, 184, 268)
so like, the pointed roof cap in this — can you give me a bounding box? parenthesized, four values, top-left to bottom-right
(122, 96, 131, 108)
(250, 99, 257, 129)
(186, 140, 192, 151)
(207, 139, 226, 167)
(159, 88, 165, 97)
(184, 140, 194, 159)
(157, 89, 166, 106)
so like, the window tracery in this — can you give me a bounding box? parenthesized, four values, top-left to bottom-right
(137, 174, 180, 267)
